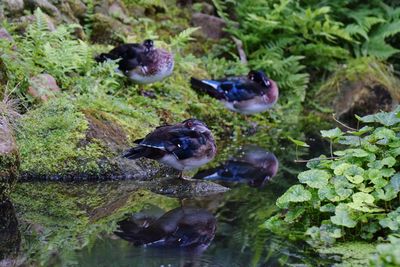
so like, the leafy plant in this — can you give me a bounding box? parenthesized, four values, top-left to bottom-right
(370, 235, 400, 266)
(264, 107, 400, 245)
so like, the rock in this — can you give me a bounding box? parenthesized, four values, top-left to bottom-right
(24, 0, 61, 19)
(335, 81, 398, 127)
(0, 119, 19, 201)
(0, 200, 20, 262)
(0, 28, 14, 43)
(91, 13, 129, 44)
(27, 73, 61, 102)
(191, 12, 227, 40)
(4, 0, 24, 14)
(67, 0, 87, 20)
(13, 14, 56, 34)
(94, 0, 129, 22)
(192, 2, 214, 15)
(150, 178, 230, 198)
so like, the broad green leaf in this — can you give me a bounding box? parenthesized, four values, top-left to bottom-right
(320, 203, 336, 213)
(347, 175, 364, 184)
(359, 110, 400, 126)
(288, 137, 310, 147)
(321, 127, 343, 139)
(390, 173, 400, 192)
(348, 126, 373, 136)
(375, 185, 397, 201)
(379, 207, 400, 231)
(318, 186, 337, 201)
(381, 168, 396, 178)
(333, 163, 351, 175)
(298, 169, 331, 188)
(284, 206, 306, 223)
(352, 192, 374, 204)
(381, 157, 396, 167)
(331, 204, 357, 228)
(276, 185, 312, 208)
(371, 176, 388, 189)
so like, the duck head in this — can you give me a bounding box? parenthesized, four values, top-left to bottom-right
(247, 70, 271, 88)
(143, 39, 154, 52)
(182, 118, 210, 134)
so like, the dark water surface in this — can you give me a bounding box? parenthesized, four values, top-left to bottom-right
(2, 135, 336, 266)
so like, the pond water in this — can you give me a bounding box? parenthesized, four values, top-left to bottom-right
(2, 133, 337, 266)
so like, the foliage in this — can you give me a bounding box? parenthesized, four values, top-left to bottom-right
(264, 107, 400, 245)
(370, 235, 400, 266)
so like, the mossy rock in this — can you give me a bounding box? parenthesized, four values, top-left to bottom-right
(0, 122, 19, 201)
(91, 13, 130, 44)
(16, 97, 170, 180)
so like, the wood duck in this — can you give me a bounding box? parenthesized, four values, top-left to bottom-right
(114, 207, 217, 252)
(95, 39, 174, 84)
(190, 70, 279, 114)
(194, 146, 279, 187)
(123, 119, 217, 178)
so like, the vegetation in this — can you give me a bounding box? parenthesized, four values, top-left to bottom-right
(1, 0, 400, 266)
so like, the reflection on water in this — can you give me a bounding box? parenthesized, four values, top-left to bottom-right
(0, 199, 20, 266)
(193, 146, 279, 188)
(115, 206, 216, 252)
(10, 138, 337, 266)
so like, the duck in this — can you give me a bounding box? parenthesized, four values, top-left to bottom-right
(95, 39, 174, 84)
(194, 146, 279, 187)
(114, 207, 217, 252)
(190, 70, 279, 114)
(123, 118, 216, 178)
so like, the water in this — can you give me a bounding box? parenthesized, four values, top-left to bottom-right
(1, 134, 336, 266)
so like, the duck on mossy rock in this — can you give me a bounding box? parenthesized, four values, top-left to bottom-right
(191, 70, 279, 114)
(95, 39, 174, 84)
(123, 119, 216, 179)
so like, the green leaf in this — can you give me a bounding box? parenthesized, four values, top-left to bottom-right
(333, 163, 351, 175)
(359, 110, 400, 126)
(298, 169, 331, 188)
(321, 127, 343, 139)
(379, 207, 400, 231)
(352, 192, 374, 204)
(276, 185, 312, 208)
(331, 204, 357, 228)
(284, 206, 306, 223)
(320, 203, 336, 213)
(390, 173, 400, 192)
(288, 137, 310, 147)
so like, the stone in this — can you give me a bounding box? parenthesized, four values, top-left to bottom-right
(24, 0, 61, 19)
(4, 0, 24, 13)
(334, 81, 399, 127)
(27, 74, 61, 102)
(91, 13, 129, 44)
(0, 119, 19, 201)
(0, 28, 13, 43)
(191, 12, 227, 40)
(67, 0, 87, 20)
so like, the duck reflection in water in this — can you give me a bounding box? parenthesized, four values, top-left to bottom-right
(194, 146, 279, 188)
(115, 207, 217, 253)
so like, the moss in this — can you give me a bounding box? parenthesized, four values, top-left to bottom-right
(318, 242, 377, 267)
(11, 181, 178, 266)
(16, 97, 106, 178)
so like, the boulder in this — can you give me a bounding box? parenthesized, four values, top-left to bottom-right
(91, 13, 130, 44)
(191, 12, 227, 40)
(4, 0, 25, 14)
(24, 0, 61, 19)
(0, 120, 19, 201)
(27, 73, 61, 102)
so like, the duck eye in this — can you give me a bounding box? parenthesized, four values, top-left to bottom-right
(187, 121, 193, 128)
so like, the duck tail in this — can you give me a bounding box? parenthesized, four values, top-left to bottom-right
(190, 77, 224, 100)
(123, 146, 148, 160)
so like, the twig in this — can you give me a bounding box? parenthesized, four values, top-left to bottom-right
(294, 156, 340, 163)
(232, 37, 248, 65)
(332, 113, 357, 131)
